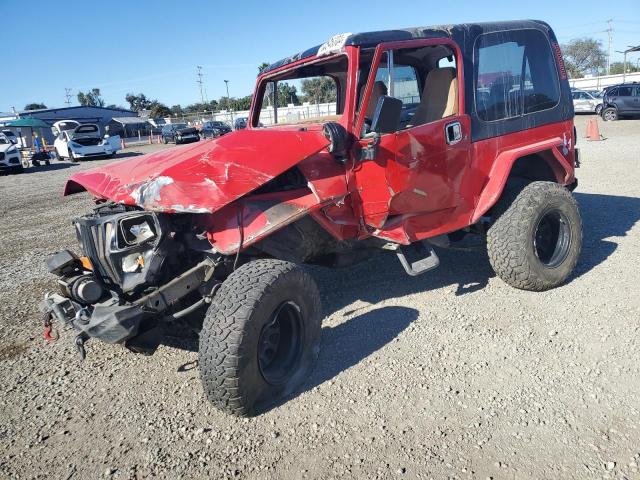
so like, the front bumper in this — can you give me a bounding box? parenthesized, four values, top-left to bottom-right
(72, 148, 113, 158)
(42, 293, 147, 344)
(41, 259, 214, 350)
(0, 155, 22, 170)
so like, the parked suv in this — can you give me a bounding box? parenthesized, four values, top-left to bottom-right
(601, 83, 640, 121)
(0, 133, 23, 174)
(161, 123, 200, 144)
(200, 120, 232, 139)
(43, 20, 581, 417)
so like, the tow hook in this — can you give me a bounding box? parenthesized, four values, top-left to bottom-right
(42, 312, 59, 343)
(75, 332, 89, 361)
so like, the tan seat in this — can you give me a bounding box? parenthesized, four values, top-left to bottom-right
(411, 67, 458, 126)
(365, 81, 388, 119)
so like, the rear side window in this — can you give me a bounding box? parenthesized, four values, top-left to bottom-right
(475, 29, 560, 121)
(617, 86, 633, 97)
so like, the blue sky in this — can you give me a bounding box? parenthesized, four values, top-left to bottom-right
(1, 0, 638, 112)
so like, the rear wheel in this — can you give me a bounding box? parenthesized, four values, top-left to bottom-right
(487, 181, 582, 291)
(162, 136, 168, 144)
(595, 104, 603, 115)
(602, 107, 618, 121)
(199, 259, 322, 416)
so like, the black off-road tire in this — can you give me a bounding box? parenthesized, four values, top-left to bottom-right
(487, 181, 582, 291)
(199, 259, 322, 416)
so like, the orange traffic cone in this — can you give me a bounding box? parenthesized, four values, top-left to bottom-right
(120, 138, 126, 149)
(157, 135, 161, 144)
(586, 118, 602, 141)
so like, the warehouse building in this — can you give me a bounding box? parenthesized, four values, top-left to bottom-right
(0, 105, 137, 145)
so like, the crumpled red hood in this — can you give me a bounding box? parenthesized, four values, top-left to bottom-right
(64, 128, 330, 213)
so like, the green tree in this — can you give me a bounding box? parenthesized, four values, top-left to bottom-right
(149, 101, 171, 118)
(171, 104, 184, 116)
(562, 38, 606, 78)
(609, 61, 640, 75)
(300, 77, 336, 104)
(24, 103, 47, 110)
(233, 95, 253, 111)
(77, 88, 105, 107)
(184, 100, 218, 114)
(277, 82, 299, 107)
(258, 62, 270, 75)
(125, 93, 152, 111)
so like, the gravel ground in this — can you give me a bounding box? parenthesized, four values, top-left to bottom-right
(1, 116, 639, 479)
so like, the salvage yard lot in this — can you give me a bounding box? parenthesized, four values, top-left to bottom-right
(1, 116, 639, 479)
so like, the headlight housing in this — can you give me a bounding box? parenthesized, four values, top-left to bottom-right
(73, 211, 167, 293)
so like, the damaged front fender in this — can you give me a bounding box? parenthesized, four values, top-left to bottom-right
(198, 188, 332, 255)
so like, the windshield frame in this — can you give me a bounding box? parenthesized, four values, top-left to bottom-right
(250, 46, 359, 132)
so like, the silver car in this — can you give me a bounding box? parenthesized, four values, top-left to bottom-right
(572, 90, 603, 114)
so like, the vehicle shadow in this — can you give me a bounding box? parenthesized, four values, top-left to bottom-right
(113, 151, 143, 160)
(21, 163, 79, 173)
(570, 192, 640, 280)
(264, 305, 419, 413)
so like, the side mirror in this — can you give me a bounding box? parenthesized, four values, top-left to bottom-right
(371, 96, 402, 134)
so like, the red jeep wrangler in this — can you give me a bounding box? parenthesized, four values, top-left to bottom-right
(43, 20, 581, 416)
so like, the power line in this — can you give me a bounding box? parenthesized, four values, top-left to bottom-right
(64, 88, 72, 106)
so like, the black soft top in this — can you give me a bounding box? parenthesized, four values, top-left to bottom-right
(263, 20, 553, 74)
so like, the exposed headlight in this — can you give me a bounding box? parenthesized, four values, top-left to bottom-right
(118, 215, 157, 247)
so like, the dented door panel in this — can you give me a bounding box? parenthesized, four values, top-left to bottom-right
(388, 115, 471, 217)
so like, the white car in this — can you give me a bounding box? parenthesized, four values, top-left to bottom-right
(571, 90, 603, 114)
(53, 120, 121, 161)
(0, 133, 23, 174)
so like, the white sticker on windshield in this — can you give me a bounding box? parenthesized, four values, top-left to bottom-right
(317, 32, 352, 56)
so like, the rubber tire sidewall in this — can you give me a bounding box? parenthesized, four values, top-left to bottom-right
(602, 107, 618, 121)
(199, 259, 322, 416)
(487, 181, 582, 291)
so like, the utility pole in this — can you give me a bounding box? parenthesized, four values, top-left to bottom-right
(606, 19, 613, 75)
(64, 88, 72, 106)
(224, 79, 232, 125)
(196, 66, 205, 104)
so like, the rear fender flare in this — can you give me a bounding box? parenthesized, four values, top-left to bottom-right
(470, 138, 574, 223)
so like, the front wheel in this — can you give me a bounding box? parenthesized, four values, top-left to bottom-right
(602, 107, 618, 121)
(487, 181, 582, 291)
(68, 150, 78, 162)
(199, 259, 322, 416)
